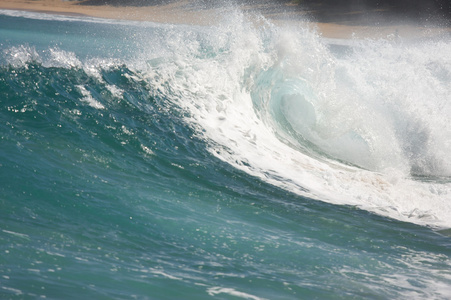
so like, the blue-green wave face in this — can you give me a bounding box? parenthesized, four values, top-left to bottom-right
(1, 9, 451, 299)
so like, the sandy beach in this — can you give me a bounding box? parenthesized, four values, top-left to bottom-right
(0, 0, 450, 39)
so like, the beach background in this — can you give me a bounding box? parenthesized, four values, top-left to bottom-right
(0, 0, 450, 39)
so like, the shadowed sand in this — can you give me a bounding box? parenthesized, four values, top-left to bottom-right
(0, 0, 449, 39)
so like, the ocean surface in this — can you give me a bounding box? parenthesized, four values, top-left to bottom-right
(1, 8, 451, 299)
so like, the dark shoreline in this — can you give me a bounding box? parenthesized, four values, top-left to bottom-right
(77, 0, 451, 26)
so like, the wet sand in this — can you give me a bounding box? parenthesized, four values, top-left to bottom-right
(0, 0, 449, 39)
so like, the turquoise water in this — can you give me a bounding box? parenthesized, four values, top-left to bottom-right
(1, 9, 451, 299)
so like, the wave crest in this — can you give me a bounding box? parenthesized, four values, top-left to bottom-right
(138, 10, 451, 227)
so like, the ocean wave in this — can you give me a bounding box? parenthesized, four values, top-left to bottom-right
(2, 9, 451, 228)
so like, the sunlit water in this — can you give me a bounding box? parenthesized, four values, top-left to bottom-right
(1, 9, 451, 299)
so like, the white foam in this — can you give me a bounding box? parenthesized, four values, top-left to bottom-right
(76, 85, 105, 110)
(3, 45, 41, 67)
(106, 84, 124, 98)
(45, 48, 81, 69)
(1, 286, 23, 295)
(0, 9, 190, 29)
(148, 268, 183, 281)
(2, 229, 30, 239)
(207, 287, 268, 300)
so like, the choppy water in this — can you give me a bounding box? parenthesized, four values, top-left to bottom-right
(1, 9, 451, 299)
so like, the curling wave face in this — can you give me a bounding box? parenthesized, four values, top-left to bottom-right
(135, 11, 451, 228)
